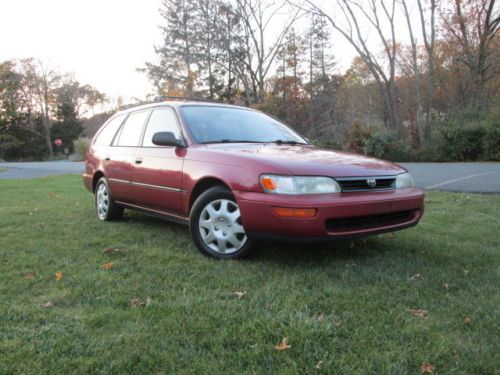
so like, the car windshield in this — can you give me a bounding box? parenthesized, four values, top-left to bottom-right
(180, 105, 307, 144)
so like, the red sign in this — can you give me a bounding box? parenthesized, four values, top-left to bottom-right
(54, 139, 62, 147)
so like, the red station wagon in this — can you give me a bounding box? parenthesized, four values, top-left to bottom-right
(83, 97, 424, 258)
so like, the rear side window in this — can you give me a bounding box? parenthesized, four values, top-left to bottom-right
(116, 110, 150, 147)
(143, 108, 182, 147)
(94, 115, 125, 146)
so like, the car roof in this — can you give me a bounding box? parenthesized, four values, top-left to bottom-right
(116, 100, 251, 115)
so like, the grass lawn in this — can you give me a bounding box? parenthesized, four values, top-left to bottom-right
(0, 175, 498, 374)
(0, 167, 7, 173)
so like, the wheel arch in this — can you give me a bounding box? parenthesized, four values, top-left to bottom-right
(189, 177, 232, 211)
(92, 171, 105, 193)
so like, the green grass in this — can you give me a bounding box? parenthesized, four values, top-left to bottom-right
(0, 167, 6, 173)
(0, 175, 498, 374)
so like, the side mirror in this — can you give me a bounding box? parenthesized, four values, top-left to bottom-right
(152, 132, 183, 147)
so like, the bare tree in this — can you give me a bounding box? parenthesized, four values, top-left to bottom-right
(298, 0, 401, 130)
(36, 62, 60, 158)
(441, 0, 499, 108)
(230, 0, 303, 102)
(401, 0, 436, 144)
(14, 59, 60, 158)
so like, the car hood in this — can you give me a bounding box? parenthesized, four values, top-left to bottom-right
(198, 143, 405, 177)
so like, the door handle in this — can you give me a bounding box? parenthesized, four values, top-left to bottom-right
(135, 157, 143, 164)
(105, 155, 110, 161)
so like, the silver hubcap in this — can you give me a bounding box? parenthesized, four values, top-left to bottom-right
(198, 199, 247, 254)
(96, 183, 109, 220)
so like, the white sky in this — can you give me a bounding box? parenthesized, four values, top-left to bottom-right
(0, 0, 162, 102)
(0, 0, 419, 105)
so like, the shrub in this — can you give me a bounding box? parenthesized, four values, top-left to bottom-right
(312, 138, 342, 150)
(435, 122, 485, 161)
(483, 119, 500, 161)
(72, 137, 91, 161)
(345, 123, 414, 161)
(346, 122, 374, 153)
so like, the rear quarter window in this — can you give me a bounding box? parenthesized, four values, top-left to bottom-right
(94, 114, 125, 146)
(116, 110, 150, 147)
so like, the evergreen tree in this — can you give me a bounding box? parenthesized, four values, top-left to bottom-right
(144, 0, 200, 95)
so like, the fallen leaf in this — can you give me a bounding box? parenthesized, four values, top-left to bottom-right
(103, 248, 123, 254)
(275, 337, 291, 351)
(317, 313, 325, 322)
(333, 320, 343, 327)
(315, 360, 323, 370)
(409, 309, 429, 318)
(128, 298, 151, 308)
(464, 317, 473, 325)
(233, 291, 247, 299)
(464, 269, 469, 275)
(420, 362, 435, 374)
(54, 272, 63, 281)
(24, 273, 36, 280)
(443, 283, 449, 290)
(101, 262, 113, 270)
(409, 273, 421, 282)
(39, 301, 54, 309)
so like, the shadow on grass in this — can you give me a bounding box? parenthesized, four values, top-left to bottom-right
(120, 209, 428, 267)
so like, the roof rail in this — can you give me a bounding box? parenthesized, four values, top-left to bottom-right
(154, 95, 218, 103)
(121, 101, 150, 110)
(119, 96, 219, 111)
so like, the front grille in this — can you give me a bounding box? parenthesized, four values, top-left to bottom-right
(325, 210, 415, 233)
(336, 176, 396, 192)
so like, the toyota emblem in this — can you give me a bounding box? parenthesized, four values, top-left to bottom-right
(367, 178, 377, 188)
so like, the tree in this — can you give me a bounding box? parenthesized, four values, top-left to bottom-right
(0, 58, 106, 160)
(306, 13, 336, 136)
(230, 0, 302, 102)
(400, 0, 437, 144)
(441, 0, 500, 109)
(143, 0, 200, 95)
(301, 0, 401, 131)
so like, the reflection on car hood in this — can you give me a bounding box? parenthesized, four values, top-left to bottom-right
(198, 143, 405, 177)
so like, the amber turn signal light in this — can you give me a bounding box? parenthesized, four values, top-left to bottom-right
(271, 207, 318, 218)
(261, 176, 278, 191)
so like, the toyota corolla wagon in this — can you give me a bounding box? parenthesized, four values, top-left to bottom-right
(83, 97, 424, 258)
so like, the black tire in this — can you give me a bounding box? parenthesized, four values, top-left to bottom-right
(95, 177, 124, 221)
(189, 186, 253, 259)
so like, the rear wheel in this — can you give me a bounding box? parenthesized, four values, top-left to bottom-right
(95, 177, 123, 221)
(190, 186, 252, 259)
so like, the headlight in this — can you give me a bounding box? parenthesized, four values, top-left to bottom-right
(260, 174, 341, 194)
(395, 172, 414, 188)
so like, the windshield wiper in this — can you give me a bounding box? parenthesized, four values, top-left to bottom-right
(199, 139, 263, 144)
(270, 139, 308, 145)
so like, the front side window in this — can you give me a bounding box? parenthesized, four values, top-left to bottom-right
(143, 108, 182, 147)
(116, 110, 150, 147)
(94, 114, 125, 146)
(180, 105, 306, 144)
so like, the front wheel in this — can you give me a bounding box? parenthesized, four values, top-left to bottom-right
(190, 186, 253, 259)
(95, 177, 124, 221)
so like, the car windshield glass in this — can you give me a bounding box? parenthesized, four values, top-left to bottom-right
(180, 105, 307, 144)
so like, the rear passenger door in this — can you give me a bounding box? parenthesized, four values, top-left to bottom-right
(131, 107, 185, 215)
(107, 109, 150, 204)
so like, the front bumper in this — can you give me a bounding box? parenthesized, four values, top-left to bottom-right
(236, 187, 424, 239)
